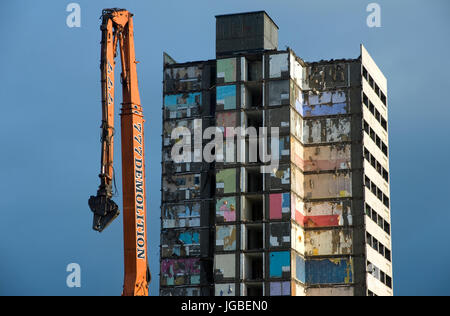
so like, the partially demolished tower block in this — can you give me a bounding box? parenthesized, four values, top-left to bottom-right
(161, 11, 392, 296)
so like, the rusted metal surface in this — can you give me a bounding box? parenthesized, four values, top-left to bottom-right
(303, 118, 351, 144)
(291, 138, 351, 172)
(305, 229, 352, 256)
(300, 90, 348, 117)
(291, 223, 305, 254)
(304, 63, 349, 91)
(304, 173, 352, 199)
(303, 144, 351, 171)
(291, 165, 304, 198)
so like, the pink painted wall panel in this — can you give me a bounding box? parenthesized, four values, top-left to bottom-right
(270, 193, 282, 219)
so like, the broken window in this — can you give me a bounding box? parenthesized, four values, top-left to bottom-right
(164, 65, 203, 93)
(244, 167, 264, 193)
(268, 80, 290, 106)
(245, 110, 263, 130)
(242, 253, 264, 281)
(243, 223, 264, 250)
(247, 58, 263, 81)
(242, 83, 263, 108)
(246, 283, 263, 296)
(241, 195, 264, 222)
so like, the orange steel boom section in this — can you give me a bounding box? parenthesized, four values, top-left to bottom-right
(88, 9, 150, 296)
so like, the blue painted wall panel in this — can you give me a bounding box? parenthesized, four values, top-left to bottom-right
(270, 251, 290, 277)
(164, 92, 202, 110)
(301, 103, 347, 117)
(217, 85, 236, 110)
(295, 254, 353, 285)
(306, 258, 353, 284)
(178, 231, 200, 245)
(295, 255, 306, 283)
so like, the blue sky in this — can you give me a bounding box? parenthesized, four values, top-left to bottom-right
(0, 0, 449, 296)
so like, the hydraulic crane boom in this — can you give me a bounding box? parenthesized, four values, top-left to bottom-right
(88, 8, 150, 296)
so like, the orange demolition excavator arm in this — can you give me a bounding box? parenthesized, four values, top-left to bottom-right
(88, 8, 150, 296)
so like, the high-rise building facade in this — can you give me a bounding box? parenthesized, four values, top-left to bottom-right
(161, 11, 392, 297)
